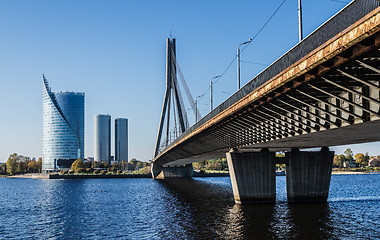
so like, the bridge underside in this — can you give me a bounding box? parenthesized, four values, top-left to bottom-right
(163, 119, 380, 167)
(156, 4, 380, 167)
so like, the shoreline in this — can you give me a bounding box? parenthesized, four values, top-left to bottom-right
(332, 171, 380, 175)
(5, 172, 231, 179)
(4, 171, 379, 179)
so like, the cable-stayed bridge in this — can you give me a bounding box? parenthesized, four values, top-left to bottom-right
(153, 0, 380, 204)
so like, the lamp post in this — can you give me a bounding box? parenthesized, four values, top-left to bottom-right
(237, 39, 252, 90)
(298, 0, 303, 41)
(210, 75, 221, 111)
(195, 94, 204, 122)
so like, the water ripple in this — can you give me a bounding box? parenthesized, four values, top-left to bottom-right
(0, 175, 378, 239)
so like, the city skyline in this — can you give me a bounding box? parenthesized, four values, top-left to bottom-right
(1, 0, 380, 162)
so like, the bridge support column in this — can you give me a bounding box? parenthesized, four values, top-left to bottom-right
(286, 147, 334, 203)
(226, 149, 276, 204)
(151, 162, 193, 179)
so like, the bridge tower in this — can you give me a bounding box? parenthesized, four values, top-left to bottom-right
(152, 38, 194, 179)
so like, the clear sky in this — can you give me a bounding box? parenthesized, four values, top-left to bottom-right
(1, 0, 379, 163)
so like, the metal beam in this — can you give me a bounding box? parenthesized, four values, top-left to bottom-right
(336, 69, 380, 92)
(321, 77, 380, 106)
(307, 83, 380, 117)
(254, 109, 304, 134)
(260, 106, 314, 132)
(294, 89, 363, 120)
(356, 60, 380, 74)
(269, 102, 324, 128)
(284, 95, 342, 126)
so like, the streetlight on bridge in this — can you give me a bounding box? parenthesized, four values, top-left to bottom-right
(195, 94, 204, 122)
(210, 75, 221, 111)
(237, 38, 253, 90)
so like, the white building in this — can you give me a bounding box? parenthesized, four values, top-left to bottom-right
(94, 114, 111, 163)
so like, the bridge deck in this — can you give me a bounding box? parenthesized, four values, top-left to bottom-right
(155, 0, 380, 166)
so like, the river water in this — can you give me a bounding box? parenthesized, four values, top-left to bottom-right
(0, 174, 379, 239)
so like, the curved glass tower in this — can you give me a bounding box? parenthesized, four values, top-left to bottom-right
(42, 75, 85, 172)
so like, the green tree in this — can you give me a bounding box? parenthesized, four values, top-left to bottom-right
(221, 158, 228, 171)
(110, 162, 119, 172)
(120, 160, 127, 170)
(206, 161, 215, 170)
(92, 161, 100, 169)
(37, 158, 42, 173)
(84, 161, 92, 168)
(27, 159, 38, 173)
(193, 161, 205, 170)
(344, 148, 354, 161)
(0, 163, 6, 175)
(333, 155, 343, 168)
(136, 161, 143, 169)
(355, 153, 367, 166)
(6, 153, 19, 175)
(338, 154, 346, 162)
(129, 158, 137, 170)
(364, 152, 370, 162)
(214, 161, 222, 171)
(71, 159, 86, 173)
(18, 156, 30, 173)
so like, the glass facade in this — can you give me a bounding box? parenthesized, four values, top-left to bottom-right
(115, 118, 128, 162)
(42, 76, 85, 172)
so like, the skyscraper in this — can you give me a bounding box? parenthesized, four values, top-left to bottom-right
(42, 75, 85, 172)
(115, 118, 128, 162)
(94, 114, 111, 163)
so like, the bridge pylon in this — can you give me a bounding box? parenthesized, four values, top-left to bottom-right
(154, 38, 188, 159)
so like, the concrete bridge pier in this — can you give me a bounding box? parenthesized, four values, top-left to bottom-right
(151, 162, 193, 179)
(286, 147, 334, 203)
(226, 148, 276, 204)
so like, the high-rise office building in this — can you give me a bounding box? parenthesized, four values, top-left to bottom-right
(94, 114, 111, 163)
(115, 118, 128, 162)
(42, 75, 85, 172)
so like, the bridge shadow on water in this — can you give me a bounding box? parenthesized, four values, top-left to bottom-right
(158, 178, 335, 239)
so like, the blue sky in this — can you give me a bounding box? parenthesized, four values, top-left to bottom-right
(1, 0, 379, 162)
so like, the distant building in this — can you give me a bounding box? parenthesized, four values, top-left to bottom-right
(94, 114, 111, 164)
(115, 118, 128, 162)
(86, 157, 94, 162)
(42, 75, 85, 172)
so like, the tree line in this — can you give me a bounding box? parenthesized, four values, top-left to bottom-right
(333, 148, 371, 168)
(193, 158, 228, 171)
(4, 153, 42, 175)
(67, 158, 150, 174)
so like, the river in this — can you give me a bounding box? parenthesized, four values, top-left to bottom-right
(0, 174, 379, 239)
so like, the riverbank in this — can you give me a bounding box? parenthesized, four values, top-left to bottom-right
(6, 170, 379, 179)
(6, 173, 152, 179)
(332, 171, 380, 175)
(6, 171, 231, 179)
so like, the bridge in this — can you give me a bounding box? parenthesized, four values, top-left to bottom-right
(152, 0, 380, 204)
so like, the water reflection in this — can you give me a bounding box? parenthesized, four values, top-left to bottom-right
(158, 178, 337, 239)
(37, 179, 89, 239)
(159, 178, 278, 239)
(0, 175, 378, 239)
(286, 203, 334, 239)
